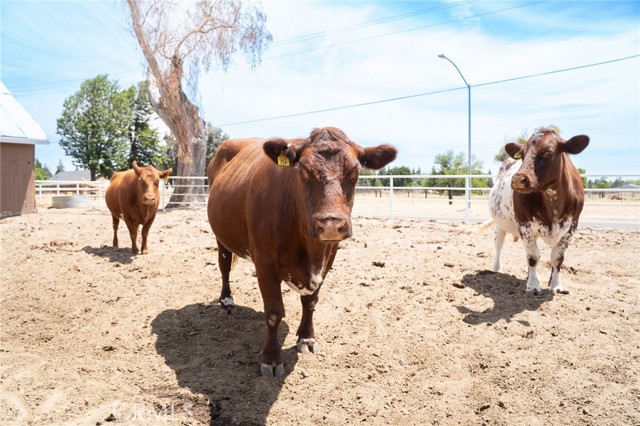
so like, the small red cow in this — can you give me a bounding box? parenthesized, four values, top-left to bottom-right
(207, 127, 397, 377)
(105, 161, 172, 254)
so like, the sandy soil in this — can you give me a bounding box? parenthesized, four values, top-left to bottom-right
(1, 208, 639, 426)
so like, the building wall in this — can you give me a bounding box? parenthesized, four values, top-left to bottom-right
(0, 142, 36, 216)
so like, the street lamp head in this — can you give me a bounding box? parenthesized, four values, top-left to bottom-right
(438, 53, 446, 59)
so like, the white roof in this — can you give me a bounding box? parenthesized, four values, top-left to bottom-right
(0, 81, 49, 145)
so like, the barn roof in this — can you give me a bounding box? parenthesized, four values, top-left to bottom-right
(49, 170, 92, 181)
(0, 81, 49, 145)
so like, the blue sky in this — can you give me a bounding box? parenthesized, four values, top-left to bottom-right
(2, 0, 639, 176)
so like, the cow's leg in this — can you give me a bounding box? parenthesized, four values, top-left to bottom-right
(549, 234, 571, 293)
(255, 260, 285, 378)
(140, 216, 156, 254)
(123, 217, 139, 255)
(297, 289, 320, 354)
(492, 227, 506, 272)
(111, 215, 119, 248)
(520, 226, 541, 294)
(217, 240, 234, 309)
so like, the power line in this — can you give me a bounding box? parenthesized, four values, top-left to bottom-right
(217, 87, 463, 126)
(270, 0, 480, 47)
(473, 55, 639, 88)
(264, 1, 546, 62)
(215, 54, 639, 127)
(8, 1, 545, 96)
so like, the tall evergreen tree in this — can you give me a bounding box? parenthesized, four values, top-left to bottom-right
(55, 160, 65, 175)
(34, 159, 52, 180)
(122, 81, 168, 169)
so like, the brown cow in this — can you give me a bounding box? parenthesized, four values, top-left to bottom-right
(207, 127, 397, 377)
(486, 127, 589, 294)
(105, 161, 172, 254)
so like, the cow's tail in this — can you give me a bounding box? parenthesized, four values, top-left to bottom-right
(231, 253, 239, 270)
(476, 219, 494, 234)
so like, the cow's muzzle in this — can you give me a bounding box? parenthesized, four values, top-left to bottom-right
(511, 173, 534, 193)
(142, 195, 157, 205)
(313, 214, 352, 241)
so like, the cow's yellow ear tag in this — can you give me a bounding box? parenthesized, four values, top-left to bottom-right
(163, 176, 169, 183)
(514, 152, 521, 159)
(277, 153, 290, 167)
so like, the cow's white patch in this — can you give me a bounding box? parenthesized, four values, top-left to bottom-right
(220, 297, 234, 307)
(283, 273, 323, 296)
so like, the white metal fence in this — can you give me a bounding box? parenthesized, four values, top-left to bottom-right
(35, 174, 640, 229)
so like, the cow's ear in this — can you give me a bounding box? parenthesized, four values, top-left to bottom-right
(505, 143, 523, 159)
(160, 168, 173, 183)
(561, 135, 589, 155)
(359, 144, 397, 170)
(263, 138, 300, 167)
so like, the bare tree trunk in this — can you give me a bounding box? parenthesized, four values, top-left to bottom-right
(166, 137, 207, 208)
(129, 1, 209, 208)
(127, 0, 272, 208)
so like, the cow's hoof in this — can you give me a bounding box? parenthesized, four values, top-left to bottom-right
(525, 286, 541, 295)
(297, 338, 319, 354)
(219, 297, 234, 309)
(260, 363, 285, 378)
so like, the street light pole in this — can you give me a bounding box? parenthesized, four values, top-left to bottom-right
(438, 53, 471, 223)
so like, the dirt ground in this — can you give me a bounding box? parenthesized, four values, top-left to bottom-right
(1, 207, 638, 426)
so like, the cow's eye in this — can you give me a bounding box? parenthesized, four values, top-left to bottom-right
(154, 180, 159, 187)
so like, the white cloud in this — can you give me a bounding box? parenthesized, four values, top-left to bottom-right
(3, 0, 638, 175)
(196, 2, 638, 174)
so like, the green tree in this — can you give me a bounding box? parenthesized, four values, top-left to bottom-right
(56, 75, 130, 180)
(122, 81, 169, 169)
(55, 160, 65, 175)
(380, 166, 414, 187)
(205, 125, 230, 166)
(429, 150, 488, 204)
(357, 169, 383, 187)
(578, 167, 587, 188)
(34, 159, 52, 180)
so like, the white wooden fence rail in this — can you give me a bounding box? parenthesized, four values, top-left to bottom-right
(35, 174, 640, 228)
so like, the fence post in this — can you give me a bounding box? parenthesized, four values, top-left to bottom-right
(161, 178, 166, 212)
(389, 176, 394, 219)
(465, 175, 470, 224)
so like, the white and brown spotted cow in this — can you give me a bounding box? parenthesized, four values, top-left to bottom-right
(487, 127, 589, 294)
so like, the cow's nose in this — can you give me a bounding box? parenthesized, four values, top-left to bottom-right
(512, 173, 530, 189)
(144, 195, 156, 203)
(315, 215, 350, 240)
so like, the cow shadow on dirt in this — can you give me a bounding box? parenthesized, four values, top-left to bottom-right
(152, 303, 298, 426)
(82, 245, 134, 264)
(454, 270, 555, 325)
